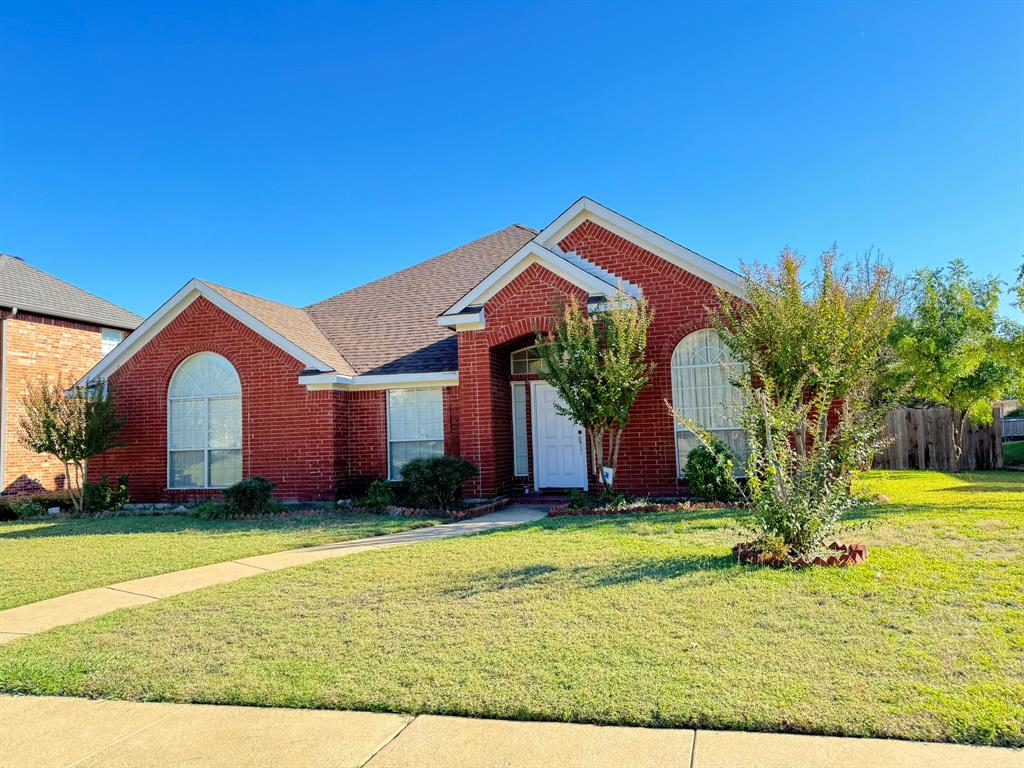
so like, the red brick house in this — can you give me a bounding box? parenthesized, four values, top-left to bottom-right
(82, 198, 746, 502)
(1, 254, 142, 493)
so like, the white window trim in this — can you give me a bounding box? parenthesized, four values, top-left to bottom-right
(510, 344, 548, 377)
(511, 382, 528, 477)
(166, 354, 242, 490)
(670, 330, 746, 480)
(386, 388, 445, 481)
(101, 328, 125, 355)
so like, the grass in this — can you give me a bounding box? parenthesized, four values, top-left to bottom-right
(0, 512, 440, 610)
(1003, 440, 1024, 466)
(1, 471, 1021, 747)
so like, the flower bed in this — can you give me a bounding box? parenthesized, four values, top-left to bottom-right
(733, 540, 868, 568)
(348, 496, 511, 520)
(548, 500, 742, 517)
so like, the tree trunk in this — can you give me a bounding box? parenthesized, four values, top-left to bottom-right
(950, 410, 966, 472)
(608, 427, 624, 490)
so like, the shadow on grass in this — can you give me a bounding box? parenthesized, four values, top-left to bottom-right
(443, 553, 741, 598)
(0, 512, 418, 540)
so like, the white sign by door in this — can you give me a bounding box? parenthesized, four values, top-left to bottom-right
(531, 382, 587, 489)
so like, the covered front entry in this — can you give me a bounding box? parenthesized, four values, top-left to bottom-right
(530, 381, 587, 490)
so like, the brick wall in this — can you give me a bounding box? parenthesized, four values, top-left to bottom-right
(558, 220, 724, 494)
(89, 297, 343, 502)
(0, 311, 109, 493)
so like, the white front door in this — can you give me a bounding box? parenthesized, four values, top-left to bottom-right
(531, 382, 587, 489)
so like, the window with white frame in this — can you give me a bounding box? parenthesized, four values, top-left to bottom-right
(510, 345, 547, 376)
(101, 328, 125, 355)
(511, 382, 528, 476)
(387, 388, 444, 479)
(671, 329, 746, 476)
(167, 352, 242, 488)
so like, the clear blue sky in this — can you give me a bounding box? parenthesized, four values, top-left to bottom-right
(2, 1, 1021, 321)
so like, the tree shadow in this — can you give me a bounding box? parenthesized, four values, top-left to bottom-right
(442, 553, 743, 598)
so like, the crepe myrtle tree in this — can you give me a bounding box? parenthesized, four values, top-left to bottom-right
(536, 289, 652, 491)
(18, 376, 124, 514)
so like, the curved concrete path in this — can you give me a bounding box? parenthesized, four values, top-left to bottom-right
(2, 695, 1019, 768)
(0, 506, 546, 644)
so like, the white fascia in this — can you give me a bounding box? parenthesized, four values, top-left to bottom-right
(437, 308, 485, 331)
(439, 241, 623, 322)
(537, 197, 745, 296)
(300, 371, 459, 391)
(76, 279, 336, 386)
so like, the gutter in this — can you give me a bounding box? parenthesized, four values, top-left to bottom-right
(298, 370, 459, 391)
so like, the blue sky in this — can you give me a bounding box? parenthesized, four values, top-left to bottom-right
(2, 1, 1021, 321)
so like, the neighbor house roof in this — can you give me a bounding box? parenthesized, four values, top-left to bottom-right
(0, 254, 143, 330)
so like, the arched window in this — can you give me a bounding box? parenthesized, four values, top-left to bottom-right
(510, 345, 547, 376)
(671, 329, 746, 476)
(168, 353, 242, 488)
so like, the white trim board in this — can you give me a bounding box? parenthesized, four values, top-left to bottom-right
(536, 197, 744, 297)
(440, 241, 629, 321)
(76, 279, 336, 386)
(300, 371, 459, 391)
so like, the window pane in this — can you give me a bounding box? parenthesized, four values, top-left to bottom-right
(672, 329, 747, 477)
(169, 353, 241, 398)
(389, 440, 443, 479)
(169, 450, 205, 488)
(101, 329, 124, 355)
(388, 389, 443, 442)
(209, 449, 242, 487)
(208, 397, 242, 448)
(169, 399, 205, 450)
(511, 382, 528, 476)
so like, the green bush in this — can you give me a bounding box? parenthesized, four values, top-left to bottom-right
(360, 478, 396, 509)
(684, 440, 740, 502)
(82, 475, 130, 514)
(400, 456, 478, 511)
(0, 499, 15, 521)
(0, 491, 74, 520)
(567, 488, 590, 509)
(14, 499, 48, 519)
(192, 501, 231, 519)
(223, 476, 277, 516)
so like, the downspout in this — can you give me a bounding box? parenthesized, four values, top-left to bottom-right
(0, 307, 16, 491)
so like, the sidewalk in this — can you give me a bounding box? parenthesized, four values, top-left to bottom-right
(0, 506, 546, 644)
(2, 695, 1018, 768)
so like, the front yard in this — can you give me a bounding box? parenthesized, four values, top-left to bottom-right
(1, 471, 1021, 746)
(0, 512, 439, 610)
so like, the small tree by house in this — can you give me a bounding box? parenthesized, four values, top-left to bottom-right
(535, 290, 652, 491)
(891, 259, 1024, 468)
(677, 248, 901, 562)
(18, 377, 124, 514)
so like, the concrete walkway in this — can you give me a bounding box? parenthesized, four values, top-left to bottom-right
(2, 695, 1019, 768)
(0, 506, 546, 644)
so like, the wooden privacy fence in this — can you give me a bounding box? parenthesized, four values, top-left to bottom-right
(1003, 419, 1024, 439)
(873, 406, 1004, 471)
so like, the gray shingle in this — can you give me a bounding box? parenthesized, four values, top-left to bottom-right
(0, 254, 142, 329)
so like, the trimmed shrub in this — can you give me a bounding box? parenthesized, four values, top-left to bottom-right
(82, 474, 130, 514)
(400, 456, 478, 511)
(14, 499, 48, 519)
(223, 476, 277, 516)
(360, 479, 396, 509)
(684, 440, 740, 502)
(0, 499, 16, 521)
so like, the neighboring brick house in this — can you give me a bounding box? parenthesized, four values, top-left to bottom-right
(1, 254, 142, 494)
(82, 198, 746, 502)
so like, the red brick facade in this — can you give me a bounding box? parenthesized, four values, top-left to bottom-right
(86, 220, 725, 503)
(0, 311, 112, 493)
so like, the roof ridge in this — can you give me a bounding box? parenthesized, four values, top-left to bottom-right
(305, 223, 534, 310)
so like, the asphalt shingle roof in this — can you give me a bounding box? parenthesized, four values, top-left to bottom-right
(305, 224, 537, 374)
(0, 254, 142, 330)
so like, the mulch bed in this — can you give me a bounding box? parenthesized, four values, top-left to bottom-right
(733, 540, 868, 568)
(350, 496, 511, 520)
(548, 501, 742, 517)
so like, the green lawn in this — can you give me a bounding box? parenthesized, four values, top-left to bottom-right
(1, 471, 1021, 747)
(0, 512, 439, 610)
(1004, 440, 1024, 466)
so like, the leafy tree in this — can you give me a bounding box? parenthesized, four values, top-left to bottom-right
(891, 259, 1023, 467)
(17, 377, 124, 514)
(677, 247, 901, 562)
(536, 290, 653, 491)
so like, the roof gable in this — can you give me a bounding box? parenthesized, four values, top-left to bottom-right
(0, 254, 143, 329)
(536, 197, 744, 296)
